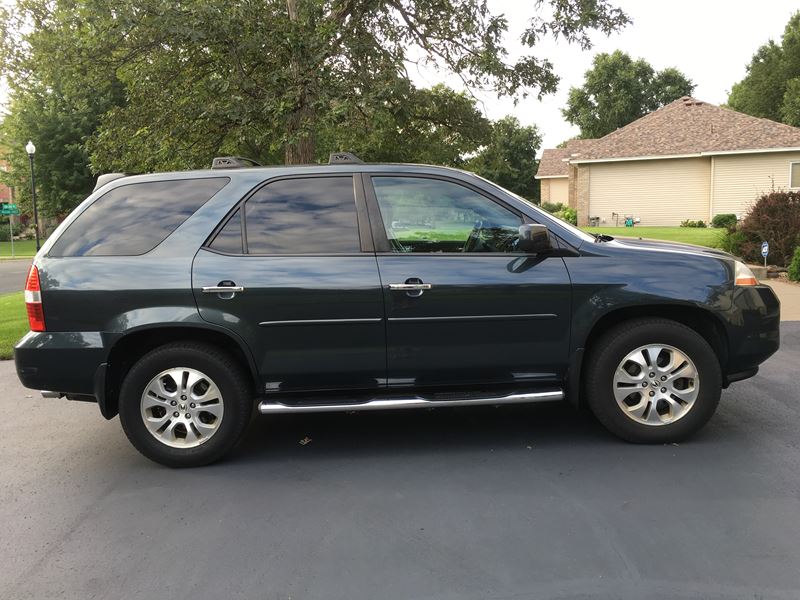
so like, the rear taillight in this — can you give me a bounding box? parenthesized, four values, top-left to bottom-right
(25, 265, 46, 332)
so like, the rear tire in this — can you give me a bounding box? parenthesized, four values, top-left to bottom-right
(585, 318, 722, 443)
(119, 342, 253, 467)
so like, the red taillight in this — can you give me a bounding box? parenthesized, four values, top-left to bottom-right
(25, 265, 46, 332)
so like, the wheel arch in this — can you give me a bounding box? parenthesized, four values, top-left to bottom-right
(568, 304, 729, 408)
(100, 324, 258, 419)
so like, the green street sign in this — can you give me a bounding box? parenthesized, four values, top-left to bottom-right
(0, 202, 20, 215)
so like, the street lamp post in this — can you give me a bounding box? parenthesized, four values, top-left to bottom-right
(25, 140, 40, 251)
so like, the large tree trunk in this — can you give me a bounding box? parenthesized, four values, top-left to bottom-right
(285, 0, 316, 164)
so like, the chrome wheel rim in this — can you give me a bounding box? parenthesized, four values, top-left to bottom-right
(140, 367, 224, 449)
(612, 344, 699, 426)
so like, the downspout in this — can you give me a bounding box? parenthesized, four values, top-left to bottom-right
(709, 156, 715, 223)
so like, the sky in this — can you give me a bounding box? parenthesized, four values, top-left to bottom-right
(1, 0, 797, 155)
(409, 0, 800, 153)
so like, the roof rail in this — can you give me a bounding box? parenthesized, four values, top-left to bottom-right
(211, 156, 263, 169)
(93, 173, 128, 192)
(328, 152, 363, 165)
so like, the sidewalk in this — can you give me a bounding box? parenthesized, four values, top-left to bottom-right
(764, 279, 800, 321)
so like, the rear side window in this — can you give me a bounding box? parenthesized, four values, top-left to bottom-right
(50, 178, 230, 257)
(228, 176, 360, 254)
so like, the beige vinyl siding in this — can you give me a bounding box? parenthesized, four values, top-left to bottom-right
(712, 151, 800, 218)
(588, 158, 711, 226)
(547, 178, 569, 205)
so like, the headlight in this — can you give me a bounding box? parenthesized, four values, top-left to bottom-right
(734, 261, 758, 286)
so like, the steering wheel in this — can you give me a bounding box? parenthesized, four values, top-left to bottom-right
(463, 220, 483, 252)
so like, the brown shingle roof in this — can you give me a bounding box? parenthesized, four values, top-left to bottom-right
(577, 97, 800, 161)
(536, 138, 598, 177)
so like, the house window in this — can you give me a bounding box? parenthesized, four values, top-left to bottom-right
(791, 162, 800, 189)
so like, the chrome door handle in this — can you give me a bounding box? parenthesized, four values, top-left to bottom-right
(202, 286, 245, 293)
(388, 283, 432, 291)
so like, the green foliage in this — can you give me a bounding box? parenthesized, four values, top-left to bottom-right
(730, 190, 800, 266)
(728, 12, 800, 125)
(719, 229, 748, 256)
(465, 116, 542, 200)
(540, 201, 577, 225)
(680, 220, 707, 228)
(788, 247, 800, 281)
(0, 219, 22, 242)
(562, 50, 694, 138)
(1, 0, 629, 176)
(711, 213, 738, 230)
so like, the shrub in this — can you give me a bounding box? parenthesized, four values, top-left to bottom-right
(789, 247, 800, 282)
(541, 201, 565, 214)
(553, 206, 577, 225)
(719, 229, 747, 256)
(680, 219, 707, 228)
(735, 190, 800, 266)
(0, 221, 22, 242)
(711, 213, 738, 230)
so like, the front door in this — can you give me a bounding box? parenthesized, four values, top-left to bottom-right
(193, 174, 386, 395)
(364, 175, 572, 390)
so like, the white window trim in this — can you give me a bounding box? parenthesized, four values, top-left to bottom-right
(790, 161, 800, 189)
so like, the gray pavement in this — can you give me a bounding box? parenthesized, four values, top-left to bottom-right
(1, 324, 800, 600)
(0, 259, 31, 293)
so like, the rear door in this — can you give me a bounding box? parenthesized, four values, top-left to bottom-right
(364, 174, 571, 390)
(193, 174, 386, 395)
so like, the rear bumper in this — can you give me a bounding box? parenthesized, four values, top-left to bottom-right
(14, 331, 108, 397)
(723, 286, 780, 383)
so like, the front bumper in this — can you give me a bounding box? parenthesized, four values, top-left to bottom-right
(14, 331, 108, 396)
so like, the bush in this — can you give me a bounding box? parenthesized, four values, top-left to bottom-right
(711, 213, 738, 230)
(553, 206, 577, 225)
(735, 190, 800, 266)
(0, 220, 22, 242)
(719, 229, 747, 256)
(680, 219, 707, 228)
(789, 247, 800, 282)
(541, 201, 565, 214)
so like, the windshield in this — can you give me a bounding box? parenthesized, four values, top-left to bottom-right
(469, 173, 597, 244)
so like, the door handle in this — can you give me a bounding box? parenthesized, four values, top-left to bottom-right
(202, 282, 244, 299)
(388, 283, 432, 291)
(388, 279, 432, 298)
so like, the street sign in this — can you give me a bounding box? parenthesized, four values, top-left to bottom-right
(761, 241, 769, 267)
(0, 202, 20, 215)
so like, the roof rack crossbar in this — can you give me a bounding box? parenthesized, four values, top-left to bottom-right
(211, 156, 263, 169)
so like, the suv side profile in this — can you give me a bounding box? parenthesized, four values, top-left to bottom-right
(15, 157, 780, 467)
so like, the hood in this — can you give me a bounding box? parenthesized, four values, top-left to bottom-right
(606, 236, 738, 261)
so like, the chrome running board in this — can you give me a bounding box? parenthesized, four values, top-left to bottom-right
(258, 389, 563, 414)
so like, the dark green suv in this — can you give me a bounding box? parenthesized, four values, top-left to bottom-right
(14, 156, 780, 467)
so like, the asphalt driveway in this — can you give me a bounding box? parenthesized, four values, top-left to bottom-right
(1, 324, 799, 600)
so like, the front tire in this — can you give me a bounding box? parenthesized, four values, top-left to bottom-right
(585, 318, 722, 443)
(119, 342, 253, 467)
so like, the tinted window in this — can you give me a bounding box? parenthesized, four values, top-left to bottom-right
(245, 177, 360, 254)
(372, 177, 522, 253)
(209, 208, 244, 253)
(50, 178, 229, 257)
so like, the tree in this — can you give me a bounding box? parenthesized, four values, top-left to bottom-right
(562, 51, 695, 139)
(2, 0, 630, 171)
(728, 12, 800, 125)
(466, 116, 542, 200)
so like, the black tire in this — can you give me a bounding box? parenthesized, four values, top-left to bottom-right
(585, 318, 722, 443)
(119, 342, 253, 467)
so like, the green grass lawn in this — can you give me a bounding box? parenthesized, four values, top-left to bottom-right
(582, 226, 724, 248)
(0, 240, 38, 258)
(0, 292, 27, 360)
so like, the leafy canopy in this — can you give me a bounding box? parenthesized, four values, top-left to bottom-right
(728, 12, 800, 126)
(562, 50, 694, 139)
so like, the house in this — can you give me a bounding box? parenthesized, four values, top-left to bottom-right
(536, 97, 800, 226)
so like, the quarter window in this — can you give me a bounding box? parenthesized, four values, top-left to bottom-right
(371, 177, 523, 253)
(791, 162, 800, 189)
(244, 177, 360, 254)
(50, 178, 230, 257)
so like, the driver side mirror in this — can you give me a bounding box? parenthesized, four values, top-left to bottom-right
(517, 224, 552, 254)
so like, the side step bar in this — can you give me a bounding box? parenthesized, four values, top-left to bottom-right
(258, 389, 563, 414)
